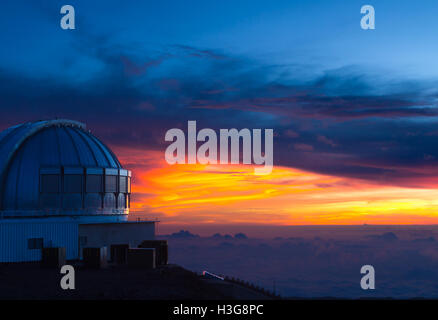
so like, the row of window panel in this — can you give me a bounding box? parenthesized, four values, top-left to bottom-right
(39, 193, 130, 209)
(40, 174, 131, 194)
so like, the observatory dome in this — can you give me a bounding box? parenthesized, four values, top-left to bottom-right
(0, 119, 131, 217)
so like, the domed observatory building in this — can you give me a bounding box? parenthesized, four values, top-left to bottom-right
(0, 119, 155, 262)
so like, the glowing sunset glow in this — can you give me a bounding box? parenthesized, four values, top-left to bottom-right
(114, 146, 438, 225)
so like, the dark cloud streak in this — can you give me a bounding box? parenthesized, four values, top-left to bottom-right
(1, 34, 438, 188)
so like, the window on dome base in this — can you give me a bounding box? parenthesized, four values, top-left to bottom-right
(119, 176, 127, 193)
(105, 175, 117, 193)
(86, 174, 103, 193)
(40, 174, 60, 193)
(64, 174, 82, 193)
(38, 166, 130, 211)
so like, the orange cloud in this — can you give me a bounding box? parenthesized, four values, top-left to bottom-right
(113, 146, 438, 225)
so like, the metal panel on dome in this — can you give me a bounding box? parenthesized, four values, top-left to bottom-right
(16, 135, 42, 210)
(87, 132, 121, 168)
(105, 168, 118, 175)
(0, 120, 86, 184)
(74, 129, 110, 168)
(66, 127, 99, 167)
(86, 168, 104, 175)
(57, 127, 83, 166)
(0, 124, 21, 142)
(40, 168, 61, 174)
(2, 150, 21, 210)
(64, 167, 84, 174)
(0, 123, 33, 175)
(0, 120, 127, 215)
(39, 127, 62, 166)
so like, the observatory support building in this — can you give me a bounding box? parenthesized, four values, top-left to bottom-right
(0, 119, 155, 262)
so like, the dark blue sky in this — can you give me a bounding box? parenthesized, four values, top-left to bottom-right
(1, 0, 438, 187)
(2, 0, 438, 79)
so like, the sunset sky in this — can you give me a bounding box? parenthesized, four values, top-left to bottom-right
(2, 0, 438, 227)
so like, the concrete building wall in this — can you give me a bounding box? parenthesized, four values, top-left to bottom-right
(0, 217, 156, 262)
(0, 216, 155, 262)
(78, 222, 155, 257)
(0, 219, 78, 262)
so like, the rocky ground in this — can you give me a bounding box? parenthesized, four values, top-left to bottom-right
(0, 262, 272, 300)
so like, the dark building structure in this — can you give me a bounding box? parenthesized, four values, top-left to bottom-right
(0, 119, 155, 262)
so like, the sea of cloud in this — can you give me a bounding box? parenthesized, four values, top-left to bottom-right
(159, 226, 438, 298)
